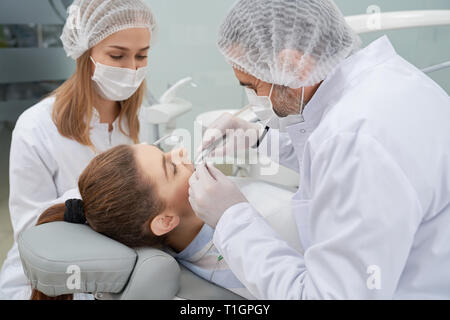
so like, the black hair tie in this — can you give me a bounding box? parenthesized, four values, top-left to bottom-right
(64, 199, 86, 224)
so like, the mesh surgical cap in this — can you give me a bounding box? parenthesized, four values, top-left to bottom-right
(218, 0, 362, 88)
(61, 0, 157, 60)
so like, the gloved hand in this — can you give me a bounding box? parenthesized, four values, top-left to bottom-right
(198, 112, 264, 159)
(188, 162, 248, 228)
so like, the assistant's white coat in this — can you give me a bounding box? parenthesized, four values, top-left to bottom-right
(213, 36, 450, 299)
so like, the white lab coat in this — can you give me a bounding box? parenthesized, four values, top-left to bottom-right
(0, 97, 148, 300)
(213, 36, 450, 299)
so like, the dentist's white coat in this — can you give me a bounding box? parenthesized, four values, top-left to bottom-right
(0, 97, 148, 299)
(213, 36, 450, 299)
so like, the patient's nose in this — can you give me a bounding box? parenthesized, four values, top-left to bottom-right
(168, 148, 192, 165)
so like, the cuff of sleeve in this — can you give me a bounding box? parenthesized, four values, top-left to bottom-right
(213, 202, 261, 250)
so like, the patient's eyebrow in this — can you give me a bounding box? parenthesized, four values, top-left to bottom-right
(108, 45, 150, 51)
(162, 155, 168, 179)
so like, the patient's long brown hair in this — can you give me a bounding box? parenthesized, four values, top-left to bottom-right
(31, 145, 166, 300)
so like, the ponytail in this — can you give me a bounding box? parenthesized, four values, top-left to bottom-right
(30, 203, 73, 300)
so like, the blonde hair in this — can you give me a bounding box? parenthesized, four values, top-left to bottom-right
(50, 50, 145, 148)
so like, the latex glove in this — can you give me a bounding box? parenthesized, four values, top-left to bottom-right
(188, 162, 248, 228)
(198, 112, 264, 159)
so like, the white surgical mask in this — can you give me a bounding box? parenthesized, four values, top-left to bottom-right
(90, 57, 148, 101)
(245, 84, 305, 132)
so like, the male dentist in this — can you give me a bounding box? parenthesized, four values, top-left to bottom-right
(189, 0, 450, 299)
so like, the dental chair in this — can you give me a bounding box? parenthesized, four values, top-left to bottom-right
(18, 221, 244, 300)
(18, 178, 300, 300)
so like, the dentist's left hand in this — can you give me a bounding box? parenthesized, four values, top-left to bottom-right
(189, 162, 248, 228)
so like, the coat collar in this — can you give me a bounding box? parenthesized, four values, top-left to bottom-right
(282, 36, 398, 170)
(90, 102, 123, 129)
(286, 36, 398, 136)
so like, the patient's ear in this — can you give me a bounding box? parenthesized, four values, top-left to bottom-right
(150, 211, 180, 236)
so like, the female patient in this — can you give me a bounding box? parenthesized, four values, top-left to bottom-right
(32, 144, 255, 300)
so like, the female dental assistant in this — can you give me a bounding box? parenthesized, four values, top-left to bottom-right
(0, 0, 156, 300)
(191, 0, 450, 299)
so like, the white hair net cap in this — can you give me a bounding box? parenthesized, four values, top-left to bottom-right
(218, 0, 362, 88)
(61, 0, 157, 60)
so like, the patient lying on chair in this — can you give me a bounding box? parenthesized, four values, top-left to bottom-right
(33, 144, 260, 300)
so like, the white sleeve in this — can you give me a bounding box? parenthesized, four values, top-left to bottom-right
(258, 129, 299, 172)
(9, 127, 80, 242)
(214, 133, 422, 299)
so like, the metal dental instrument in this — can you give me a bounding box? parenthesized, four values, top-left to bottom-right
(195, 105, 269, 165)
(152, 134, 183, 147)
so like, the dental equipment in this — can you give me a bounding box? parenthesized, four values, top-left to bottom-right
(195, 120, 269, 165)
(152, 133, 183, 147)
(422, 60, 450, 74)
(345, 10, 450, 79)
(144, 77, 197, 143)
(346, 10, 450, 34)
(194, 104, 261, 165)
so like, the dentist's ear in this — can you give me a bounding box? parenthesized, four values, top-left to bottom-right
(150, 211, 180, 236)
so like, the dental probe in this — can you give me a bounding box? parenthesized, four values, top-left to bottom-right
(195, 105, 253, 165)
(195, 106, 270, 165)
(152, 134, 182, 147)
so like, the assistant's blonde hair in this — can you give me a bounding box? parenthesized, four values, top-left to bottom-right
(50, 50, 145, 148)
